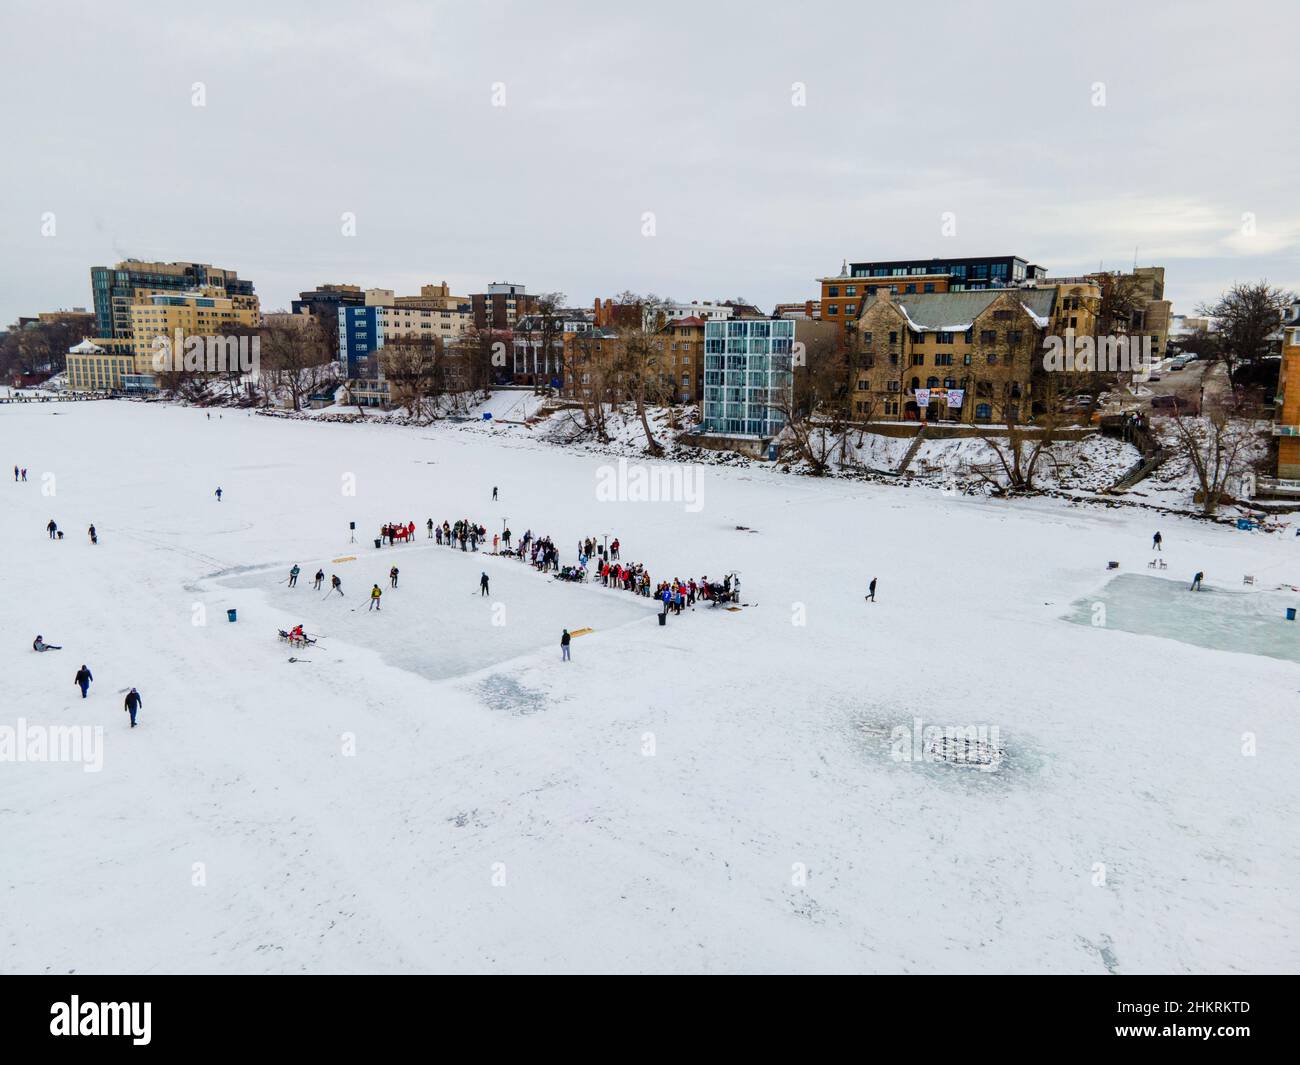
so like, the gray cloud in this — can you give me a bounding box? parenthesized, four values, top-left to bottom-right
(1, 0, 1296, 325)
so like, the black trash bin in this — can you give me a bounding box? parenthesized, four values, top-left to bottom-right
(374, 538, 382, 549)
(658, 612, 666, 626)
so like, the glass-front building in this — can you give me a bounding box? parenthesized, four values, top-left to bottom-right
(702, 319, 794, 437)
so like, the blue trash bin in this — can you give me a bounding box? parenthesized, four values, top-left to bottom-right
(1287, 608, 1296, 622)
(227, 608, 237, 623)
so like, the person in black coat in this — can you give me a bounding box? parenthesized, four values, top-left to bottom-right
(124, 688, 142, 728)
(74, 665, 93, 698)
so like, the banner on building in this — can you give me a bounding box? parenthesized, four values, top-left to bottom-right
(946, 389, 964, 409)
(914, 388, 930, 408)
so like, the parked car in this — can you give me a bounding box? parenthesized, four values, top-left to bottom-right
(1169, 356, 1188, 371)
(1151, 394, 1198, 414)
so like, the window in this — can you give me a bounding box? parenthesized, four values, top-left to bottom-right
(862, 331, 872, 344)
(987, 353, 998, 365)
(827, 304, 838, 314)
(935, 353, 953, 366)
(905, 284, 916, 294)
(927, 376, 939, 389)
(992, 309, 1013, 320)
(911, 353, 924, 366)
(1007, 330, 1023, 344)
(888, 331, 898, 344)
(887, 381, 900, 392)
(975, 402, 992, 421)
(923, 283, 935, 294)
(845, 286, 856, 296)
(828, 286, 839, 297)
(935, 331, 953, 344)
(980, 330, 997, 343)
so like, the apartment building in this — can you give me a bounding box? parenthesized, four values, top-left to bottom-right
(90, 259, 254, 339)
(850, 288, 1059, 423)
(472, 282, 539, 330)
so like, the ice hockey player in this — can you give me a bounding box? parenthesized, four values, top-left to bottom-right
(480, 571, 490, 596)
(560, 629, 571, 661)
(215, 487, 223, 502)
(389, 566, 399, 589)
(289, 564, 300, 588)
(88, 524, 97, 545)
(74, 664, 93, 698)
(330, 574, 343, 596)
(314, 568, 324, 590)
(369, 584, 383, 611)
(1190, 571, 1204, 591)
(124, 688, 142, 728)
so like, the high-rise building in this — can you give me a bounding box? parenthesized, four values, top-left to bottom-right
(90, 259, 254, 339)
(702, 319, 794, 437)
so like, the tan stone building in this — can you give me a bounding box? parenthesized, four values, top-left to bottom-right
(851, 288, 1061, 423)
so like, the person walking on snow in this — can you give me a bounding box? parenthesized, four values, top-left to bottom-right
(21, 468, 27, 481)
(389, 566, 399, 589)
(313, 568, 324, 591)
(12, 465, 17, 481)
(330, 574, 343, 597)
(427, 518, 434, 539)
(561, 629, 571, 661)
(88, 524, 97, 545)
(1190, 571, 1204, 591)
(33, 635, 61, 652)
(1153, 531, 1162, 551)
(124, 688, 142, 728)
(369, 584, 383, 611)
(480, 571, 490, 596)
(288, 564, 300, 588)
(74, 664, 93, 698)
(492, 486, 498, 501)
(866, 577, 877, 602)
(214, 487, 223, 502)
(46, 519, 57, 539)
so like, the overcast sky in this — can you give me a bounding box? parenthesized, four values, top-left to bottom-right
(1, 0, 1297, 327)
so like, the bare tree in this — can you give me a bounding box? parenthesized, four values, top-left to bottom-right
(613, 292, 672, 454)
(1161, 399, 1262, 515)
(1197, 281, 1297, 376)
(379, 335, 445, 420)
(772, 333, 852, 474)
(974, 372, 1081, 492)
(260, 316, 337, 410)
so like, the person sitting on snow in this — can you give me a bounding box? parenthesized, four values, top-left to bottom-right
(33, 635, 61, 652)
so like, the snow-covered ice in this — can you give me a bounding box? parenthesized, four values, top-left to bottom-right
(2, 401, 1297, 974)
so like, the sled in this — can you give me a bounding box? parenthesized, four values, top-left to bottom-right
(331, 555, 356, 564)
(569, 627, 594, 637)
